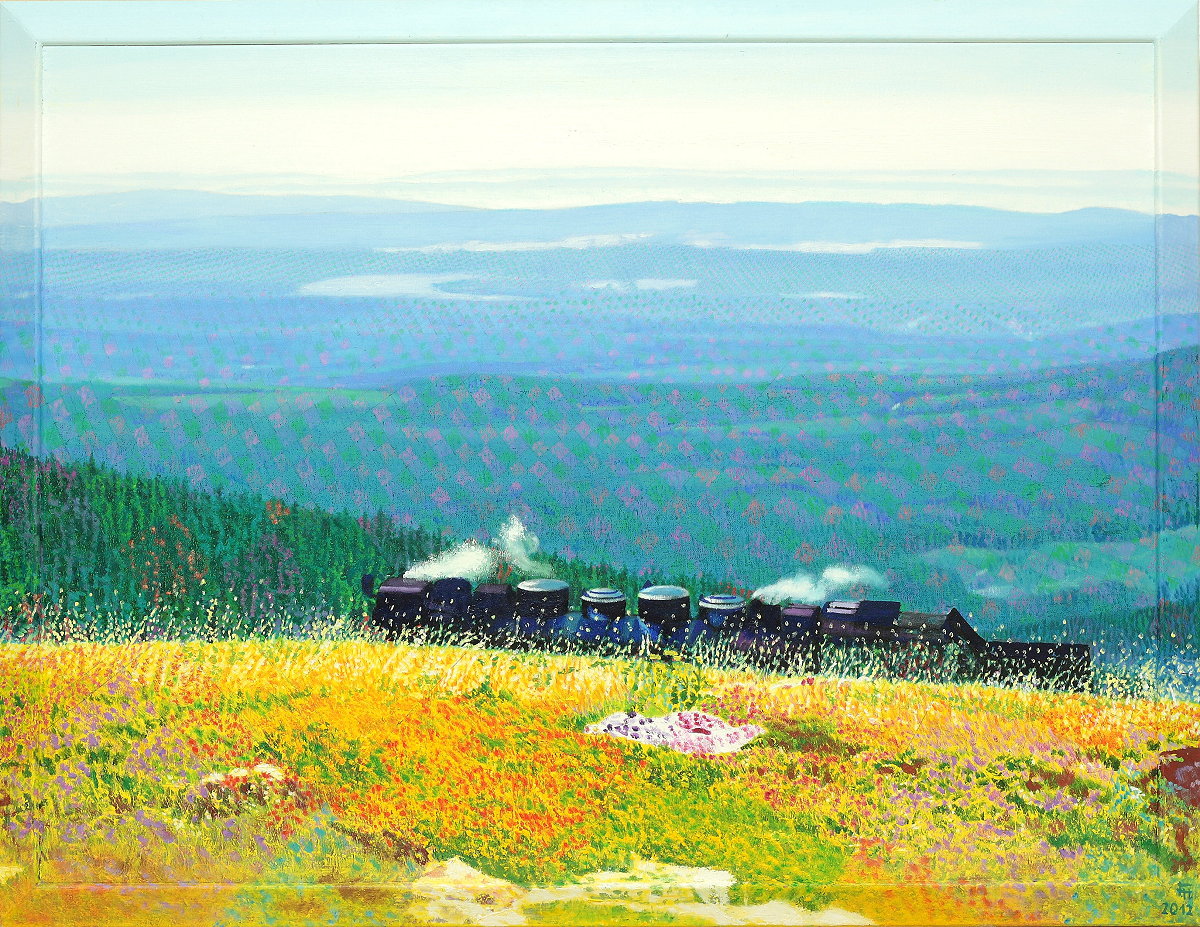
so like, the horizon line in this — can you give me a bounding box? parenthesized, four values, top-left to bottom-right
(6, 189, 1199, 220)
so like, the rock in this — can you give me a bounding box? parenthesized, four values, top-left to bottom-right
(404, 898, 527, 925)
(411, 857, 528, 910)
(565, 858, 736, 905)
(1150, 747, 1200, 808)
(736, 902, 874, 925)
(401, 857, 871, 927)
(668, 902, 748, 925)
(633, 860, 735, 905)
(1142, 748, 1200, 871)
(519, 885, 590, 906)
(670, 901, 874, 925)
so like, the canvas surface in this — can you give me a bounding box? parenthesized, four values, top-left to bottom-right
(1, 22, 1199, 927)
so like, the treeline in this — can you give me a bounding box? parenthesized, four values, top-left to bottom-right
(2, 444, 1191, 651)
(0, 445, 728, 640)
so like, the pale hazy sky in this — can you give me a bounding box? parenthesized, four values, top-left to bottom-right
(41, 41, 1161, 211)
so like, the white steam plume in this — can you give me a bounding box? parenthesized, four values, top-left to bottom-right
(403, 541, 498, 583)
(494, 515, 554, 578)
(753, 565, 887, 605)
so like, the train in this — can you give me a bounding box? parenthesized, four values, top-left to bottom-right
(363, 574, 1093, 692)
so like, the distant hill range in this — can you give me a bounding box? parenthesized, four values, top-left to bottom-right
(4, 190, 1193, 351)
(21, 191, 1198, 252)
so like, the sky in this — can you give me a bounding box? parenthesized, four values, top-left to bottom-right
(39, 41, 1166, 212)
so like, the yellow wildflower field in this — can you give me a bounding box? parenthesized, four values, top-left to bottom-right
(2, 640, 1199, 926)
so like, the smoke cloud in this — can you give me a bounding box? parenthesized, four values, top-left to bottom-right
(494, 515, 554, 578)
(403, 541, 498, 584)
(398, 515, 554, 583)
(753, 565, 887, 605)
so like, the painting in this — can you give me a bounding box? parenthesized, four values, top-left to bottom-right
(2, 3, 1198, 925)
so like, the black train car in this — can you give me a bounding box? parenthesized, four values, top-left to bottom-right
(425, 578, 474, 634)
(781, 603, 823, 673)
(978, 641, 1093, 692)
(733, 599, 822, 673)
(821, 599, 902, 634)
(514, 578, 571, 645)
(365, 574, 1092, 691)
(819, 602, 1092, 691)
(371, 577, 431, 638)
(469, 583, 516, 643)
(894, 607, 1092, 691)
(638, 584, 692, 649)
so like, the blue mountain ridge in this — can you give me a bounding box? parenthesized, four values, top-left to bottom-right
(29, 193, 1196, 251)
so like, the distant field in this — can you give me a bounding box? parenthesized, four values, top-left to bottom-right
(5, 341, 1197, 644)
(3, 639, 1200, 926)
(5, 198, 1195, 651)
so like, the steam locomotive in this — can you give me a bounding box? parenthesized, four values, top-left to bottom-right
(363, 574, 1092, 691)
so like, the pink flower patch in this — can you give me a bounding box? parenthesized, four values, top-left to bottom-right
(585, 710, 763, 755)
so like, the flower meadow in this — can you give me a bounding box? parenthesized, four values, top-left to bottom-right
(3, 640, 1200, 926)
